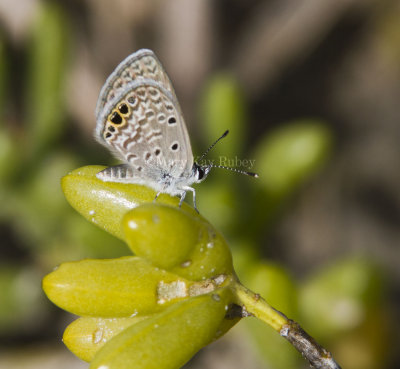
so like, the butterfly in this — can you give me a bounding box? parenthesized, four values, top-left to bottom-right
(94, 49, 257, 212)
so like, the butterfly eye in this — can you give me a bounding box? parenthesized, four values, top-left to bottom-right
(197, 167, 205, 180)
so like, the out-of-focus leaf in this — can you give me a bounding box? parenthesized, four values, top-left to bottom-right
(67, 214, 129, 260)
(299, 258, 384, 338)
(195, 181, 237, 235)
(12, 152, 78, 248)
(26, 2, 69, 156)
(241, 262, 300, 369)
(200, 74, 246, 162)
(0, 129, 20, 182)
(0, 265, 47, 334)
(254, 121, 332, 198)
(299, 258, 388, 369)
(0, 37, 6, 119)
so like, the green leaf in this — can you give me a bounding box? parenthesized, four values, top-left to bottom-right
(123, 204, 234, 280)
(254, 121, 332, 197)
(90, 291, 232, 369)
(241, 262, 300, 369)
(0, 265, 46, 334)
(0, 36, 7, 120)
(42, 256, 194, 317)
(63, 316, 150, 362)
(61, 165, 196, 240)
(200, 74, 246, 161)
(26, 2, 69, 156)
(0, 129, 20, 182)
(298, 258, 384, 338)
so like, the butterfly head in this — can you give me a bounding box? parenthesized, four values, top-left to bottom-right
(193, 162, 211, 184)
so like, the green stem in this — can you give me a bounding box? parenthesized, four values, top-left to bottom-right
(231, 281, 342, 369)
(231, 280, 288, 331)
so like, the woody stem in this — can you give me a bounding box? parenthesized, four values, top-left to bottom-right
(231, 281, 342, 369)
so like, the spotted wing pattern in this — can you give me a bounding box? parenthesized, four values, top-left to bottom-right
(95, 50, 194, 187)
(95, 49, 180, 121)
(96, 81, 193, 185)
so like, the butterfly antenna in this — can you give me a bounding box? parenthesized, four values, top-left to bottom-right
(210, 164, 259, 178)
(197, 130, 230, 163)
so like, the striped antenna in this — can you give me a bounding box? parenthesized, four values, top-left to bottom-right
(210, 164, 259, 178)
(197, 130, 259, 178)
(197, 130, 229, 163)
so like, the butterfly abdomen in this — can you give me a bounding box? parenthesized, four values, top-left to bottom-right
(96, 164, 136, 182)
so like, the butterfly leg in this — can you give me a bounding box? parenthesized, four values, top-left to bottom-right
(181, 186, 198, 213)
(153, 191, 162, 203)
(178, 191, 187, 208)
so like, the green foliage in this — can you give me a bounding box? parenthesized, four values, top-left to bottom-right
(253, 121, 332, 198)
(26, 2, 69, 157)
(0, 3, 129, 340)
(299, 258, 384, 338)
(0, 265, 46, 333)
(200, 74, 246, 159)
(123, 205, 233, 280)
(297, 259, 389, 369)
(42, 72, 386, 369)
(0, 8, 387, 365)
(90, 292, 232, 369)
(43, 256, 196, 317)
(63, 315, 149, 362)
(236, 259, 300, 369)
(43, 173, 239, 367)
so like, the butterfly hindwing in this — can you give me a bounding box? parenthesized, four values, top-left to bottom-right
(95, 49, 179, 119)
(96, 80, 193, 183)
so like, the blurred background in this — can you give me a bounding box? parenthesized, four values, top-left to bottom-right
(0, 0, 399, 368)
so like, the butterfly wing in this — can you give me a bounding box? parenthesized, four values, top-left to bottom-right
(96, 80, 194, 186)
(95, 49, 194, 186)
(96, 49, 183, 130)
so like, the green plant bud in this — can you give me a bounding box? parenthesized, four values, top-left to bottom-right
(123, 204, 233, 280)
(63, 316, 150, 362)
(61, 165, 195, 240)
(43, 256, 195, 317)
(123, 204, 200, 269)
(90, 290, 232, 369)
(254, 121, 332, 197)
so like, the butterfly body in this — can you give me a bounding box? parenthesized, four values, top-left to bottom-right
(95, 49, 210, 211)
